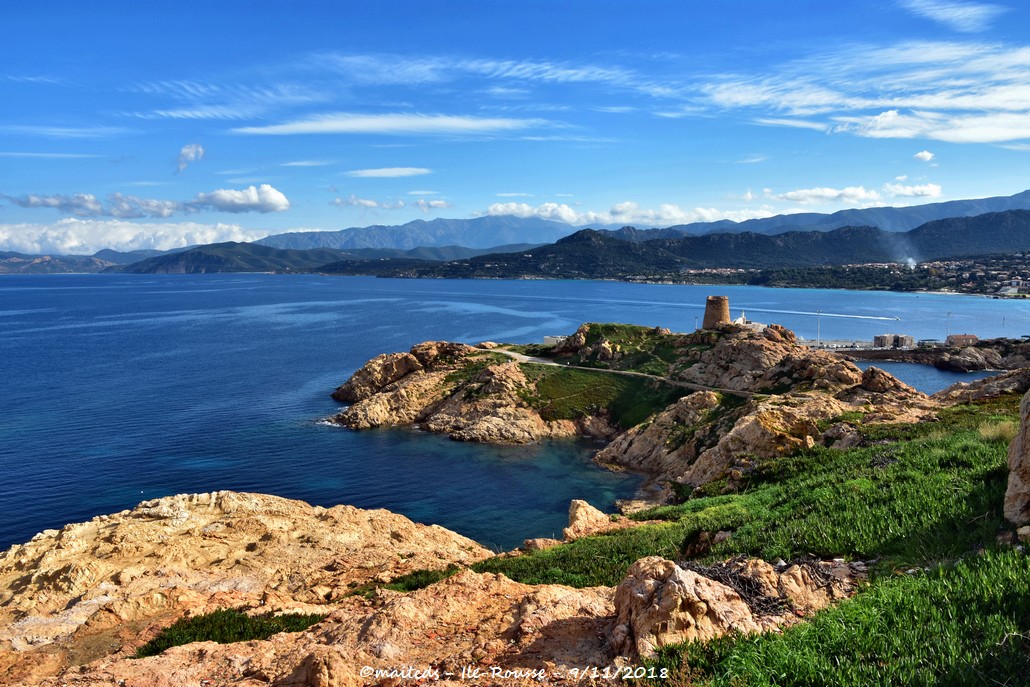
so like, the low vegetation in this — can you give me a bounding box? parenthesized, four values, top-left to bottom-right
(134, 609, 325, 658)
(362, 393, 1027, 684)
(519, 363, 686, 428)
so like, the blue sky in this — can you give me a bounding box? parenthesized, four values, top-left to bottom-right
(3, 0, 1030, 253)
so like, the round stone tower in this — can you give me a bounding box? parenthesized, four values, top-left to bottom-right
(702, 296, 731, 329)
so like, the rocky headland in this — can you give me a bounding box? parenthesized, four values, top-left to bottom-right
(4, 321, 1029, 685)
(329, 322, 985, 495)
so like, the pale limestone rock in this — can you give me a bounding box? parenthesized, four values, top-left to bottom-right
(1005, 388, 1030, 525)
(610, 557, 762, 658)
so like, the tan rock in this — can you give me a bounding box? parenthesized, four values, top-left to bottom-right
(331, 352, 423, 402)
(0, 492, 490, 685)
(563, 500, 613, 541)
(933, 368, 1030, 404)
(1005, 388, 1030, 525)
(522, 538, 562, 552)
(594, 391, 722, 482)
(610, 557, 762, 658)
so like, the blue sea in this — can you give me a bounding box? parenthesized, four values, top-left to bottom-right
(1, 274, 1025, 551)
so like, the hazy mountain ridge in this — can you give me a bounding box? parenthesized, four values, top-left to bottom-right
(111, 241, 546, 274)
(677, 190, 1030, 235)
(322, 210, 1030, 279)
(257, 215, 588, 250)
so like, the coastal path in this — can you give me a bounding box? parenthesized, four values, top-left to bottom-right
(489, 347, 754, 400)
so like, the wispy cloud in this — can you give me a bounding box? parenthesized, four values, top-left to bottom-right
(344, 167, 431, 178)
(898, 0, 1007, 32)
(0, 151, 101, 158)
(281, 160, 334, 167)
(233, 113, 547, 136)
(0, 125, 131, 139)
(698, 40, 1030, 143)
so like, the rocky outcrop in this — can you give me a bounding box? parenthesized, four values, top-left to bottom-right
(1, 494, 868, 686)
(420, 361, 578, 443)
(935, 346, 1004, 372)
(597, 370, 938, 488)
(0, 492, 490, 685)
(594, 391, 725, 482)
(673, 325, 863, 394)
(331, 351, 423, 402)
(932, 367, 1030, 404)
(1005, 389, 1030, 525)
(330, 345, 590, 444)
(609, 556, 863, 659)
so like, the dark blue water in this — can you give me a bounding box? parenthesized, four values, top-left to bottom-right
(2, 275, 1025, 551)
(854, 361, 997, 395)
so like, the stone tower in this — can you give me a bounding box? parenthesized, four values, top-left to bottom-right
(702, 296, 731, 329)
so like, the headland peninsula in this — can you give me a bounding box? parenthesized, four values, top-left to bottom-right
(2, 301, 1029, 685)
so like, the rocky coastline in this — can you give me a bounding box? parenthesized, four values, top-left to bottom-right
(3, 321, 1029, 685)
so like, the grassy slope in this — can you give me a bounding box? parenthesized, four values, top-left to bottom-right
(482, 395, 1029, 684)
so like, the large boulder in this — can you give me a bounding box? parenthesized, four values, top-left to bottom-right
(610, 557, 762, 658)
(1005, 389, 1030, 525)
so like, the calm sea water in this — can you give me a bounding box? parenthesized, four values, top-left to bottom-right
(2, 274, 1026, 551)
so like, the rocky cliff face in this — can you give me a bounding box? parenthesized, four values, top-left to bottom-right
(0, 492, 490, 685)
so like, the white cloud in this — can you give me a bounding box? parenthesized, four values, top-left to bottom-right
(281, 160, 334, 167)
(699, 40, 1030, 144)
(834, 110, 1030, 143)
(330, 195, 405, 210)
(769, 186, 884, 205)
(898, 0, 1006, 32)
(914, 150, 935, 162)
(344, 167, 431, 178)
(416, 198, 451, 212)
(884, 182, 943, 197)
(407, 190, 438, 196)
(5, 185, 291, 217)
(0, 218, 263, 255)
(176, 143, 204, 173)
(486, 201, 775, 226)
(3, 192, 104, 216)
(896, 174, 909, 181)
(233, 113, 546, 136)
(193, 184, 290, 213)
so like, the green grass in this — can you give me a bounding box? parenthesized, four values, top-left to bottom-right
(519, 363, 685, 428)
(134, 609, 325, 658)
(644, 548, 1030, 686)
(472, 395, 1020, 590)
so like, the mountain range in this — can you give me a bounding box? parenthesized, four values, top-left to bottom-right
(319, 210, 1030, 280)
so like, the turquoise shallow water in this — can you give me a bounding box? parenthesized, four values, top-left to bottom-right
(1, 274, 1023, 550)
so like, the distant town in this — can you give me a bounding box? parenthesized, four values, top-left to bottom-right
(680, 252, 1030, 297)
